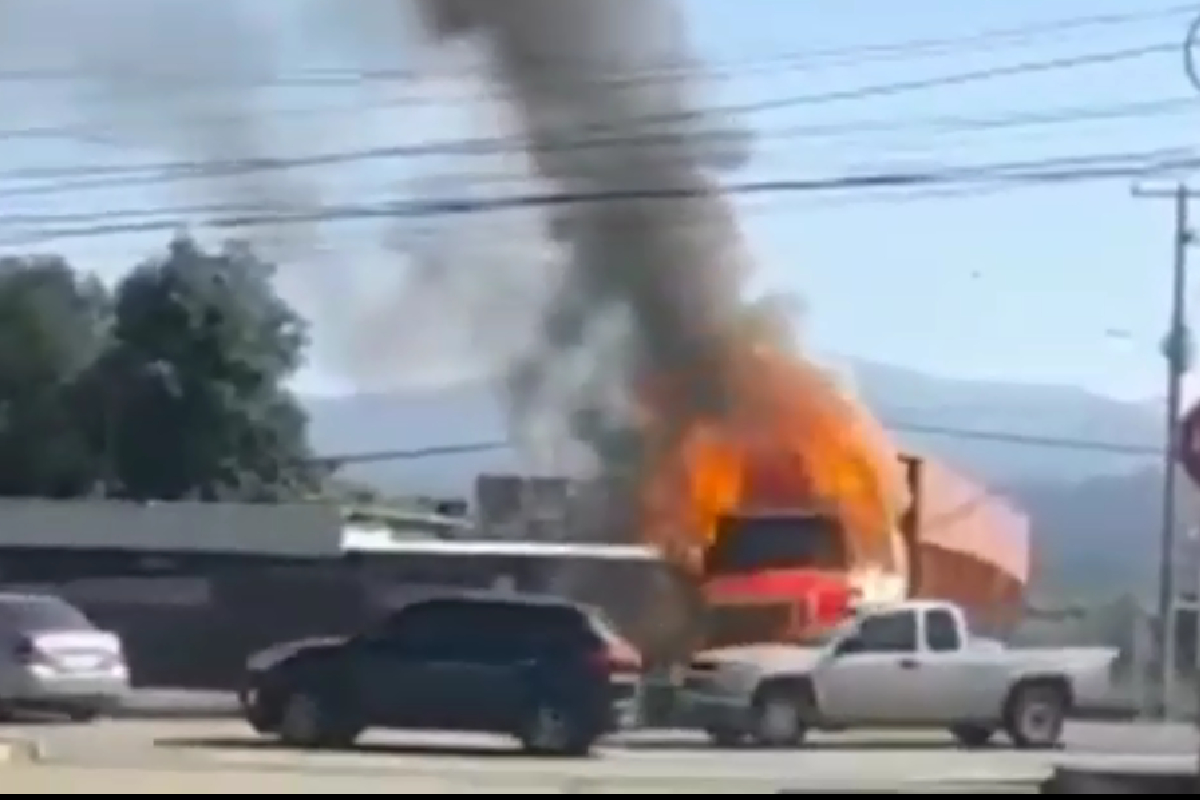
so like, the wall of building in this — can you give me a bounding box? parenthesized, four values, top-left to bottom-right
(0, 500, 343, 559)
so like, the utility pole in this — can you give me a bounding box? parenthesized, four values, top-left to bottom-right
(1132, 183, 1195, 719)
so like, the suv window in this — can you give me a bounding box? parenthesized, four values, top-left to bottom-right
(924, 609, 961, 652)
(0, 595, 92, 632)
(468, 602, 601, 659)
(375, 598, 600, 660)
(370, 600, 468, 655)
(856, 611, 917, 653)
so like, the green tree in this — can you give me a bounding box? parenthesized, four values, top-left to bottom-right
(105, 235, 323, 501)
(0, 256, 110, 497)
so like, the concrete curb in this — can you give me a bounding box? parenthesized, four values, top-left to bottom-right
(1039, 753, 1197, 793)
(1041, 763, 1196, 793)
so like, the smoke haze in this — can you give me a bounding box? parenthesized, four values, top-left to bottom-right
(0, 0, 763, 487)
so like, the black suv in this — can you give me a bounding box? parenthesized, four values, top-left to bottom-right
(239, 592, 642, 756)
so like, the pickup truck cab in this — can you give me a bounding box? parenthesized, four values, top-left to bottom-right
(680, 599, 1115, 750)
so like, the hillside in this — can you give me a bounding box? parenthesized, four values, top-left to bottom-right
(306, 359, 1160, 488)
(303, 359, 1170, 594)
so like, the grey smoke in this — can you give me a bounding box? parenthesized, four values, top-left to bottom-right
(0, 1, 298, 211)
(0, 0, 757, 501)
(414, 0, 754, 485)
(0, 0, 559, 390)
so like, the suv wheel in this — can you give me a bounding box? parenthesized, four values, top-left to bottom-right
(277, 691, 360, 750)
(1003, 682, 1066, 749)
(519, 700, 594, 757)
(749, 685, 807, 748)
(242, 682, 281, 733)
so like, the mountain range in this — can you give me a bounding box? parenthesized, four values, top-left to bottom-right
(303, 359, 1180, 597)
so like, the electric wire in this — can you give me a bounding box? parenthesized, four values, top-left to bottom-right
(1, 144, 1192, 246)
(3, 90, 1194, 194)
(0, 4, 1187, 89)
(312, 415, 1163, 467)
(0, 35, 1182, 196)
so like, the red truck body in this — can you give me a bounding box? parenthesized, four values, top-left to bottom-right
(700, 454, 1030, 646)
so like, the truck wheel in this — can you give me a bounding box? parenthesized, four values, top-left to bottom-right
(949, 723, 994, 748)
(1003, 682, 1066, 750)
(748, 684, 808, 748)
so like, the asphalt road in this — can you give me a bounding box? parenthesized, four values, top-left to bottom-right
(0, 717, 1194, 793)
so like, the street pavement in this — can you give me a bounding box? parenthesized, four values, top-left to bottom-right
(0, 717, 1194, 793)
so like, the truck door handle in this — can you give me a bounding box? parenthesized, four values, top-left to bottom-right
(898, 658, 920, 670)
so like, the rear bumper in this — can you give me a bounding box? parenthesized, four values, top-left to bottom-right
(2, 668, 130, 708)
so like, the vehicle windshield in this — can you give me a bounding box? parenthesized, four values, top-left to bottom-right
(704, 513, 850, 576)
(0, 595, 93, 631)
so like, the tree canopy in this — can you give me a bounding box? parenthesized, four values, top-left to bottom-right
(0, 235, 326, 502)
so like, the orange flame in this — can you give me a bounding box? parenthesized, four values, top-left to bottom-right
(641, 338, 908, 569)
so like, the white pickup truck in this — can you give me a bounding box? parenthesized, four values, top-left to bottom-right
(679, 599, 1117, 750)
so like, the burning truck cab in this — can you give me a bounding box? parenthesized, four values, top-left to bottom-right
(692, 454, 1029, 649)
(699, 510, 908, 648)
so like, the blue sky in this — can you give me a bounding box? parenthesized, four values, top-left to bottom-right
(0, 0, 1197, 402)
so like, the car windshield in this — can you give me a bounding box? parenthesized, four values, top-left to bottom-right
(705, 513, 849, 575)
(0, 595, 92, 631)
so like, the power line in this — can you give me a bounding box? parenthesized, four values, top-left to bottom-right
(0, 4, 1186, 91)
(743, 97, 1197, 147)
(315, 417, 1160, 467)
(0, 37, 1180, 198)
(1, 42, 1184, 153)
(4, 92, 1193, 193)
(316, 441, 510, 466)
(643, 43, 1177, 126)
(0, 25, 1183, 151)
(889, 420, 1157, 456)
(0, 151, 1180, 240)
(1, 145, 1192, 246)
(752, 4, 1193, 70)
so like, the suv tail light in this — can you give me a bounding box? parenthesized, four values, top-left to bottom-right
(587, 641, 642, 675)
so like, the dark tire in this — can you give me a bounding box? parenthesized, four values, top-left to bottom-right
(518, 699, 596, 757)
(950, 723, 994, 748)
(748, 683, 808, 748)
(242, 680, 284, 734)
(705, 725, 745, 748)
(65, 706, 101, 723)
(276, 690, 361, 749)
(1003, 681, 1067, 750)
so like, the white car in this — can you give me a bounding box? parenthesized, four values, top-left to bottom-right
(680, 599, 1116, 749)
(0, 593, 129, 721)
